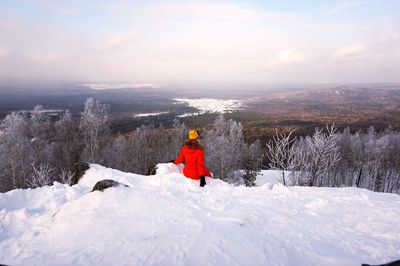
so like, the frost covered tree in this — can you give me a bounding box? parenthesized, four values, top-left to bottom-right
(2, 94, 400, 194)
(27, 163, 54, 188)
(122, 126, 157, 175)
(110, 124, 183, 175)
(327, 127, 357, 187)
(362, 126, 390, 192)
(320, 126, 400, 193)
(150, 125, 176, 164)
(132, 125, 165, 174)
(104, 134, 129, 171)
(171, 119, 186, 158)
(58, 169, 73, 185)
(350, 132, 366, 188)
(0, 141, 6, 190)
(266, 129, 297, 185)
(0, 112, 31, 190)
(79, 98, 110, 163)
(0, 106, 66, 190)
(293, 125, 341, 187)
(124, 129, 145, 174)
(242, 140, 263, 187)
(204, 115, 245, 183)
(28, 105, 54, 169)
(54, 110, 79, 174)
(383, 129, 400, 193)
(335, 126, 400, 193)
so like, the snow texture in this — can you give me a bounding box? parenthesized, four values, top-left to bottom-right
(133, 112, 170, 118)
(1, 163, 399, 266)
(173, 98, 243, 116)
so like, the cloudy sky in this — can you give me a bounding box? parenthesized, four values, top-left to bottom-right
(0, 0, 399, 86)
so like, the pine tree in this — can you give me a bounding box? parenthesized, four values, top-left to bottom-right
(242, 140, 263, 187)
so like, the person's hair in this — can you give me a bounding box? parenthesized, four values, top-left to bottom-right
(184, 139, 204, 150)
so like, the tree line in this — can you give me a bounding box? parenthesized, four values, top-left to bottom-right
(266, 125, 400, 193)
(0, 98, 399, 194)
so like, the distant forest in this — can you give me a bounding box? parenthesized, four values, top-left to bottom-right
(0, 98, 399, 194)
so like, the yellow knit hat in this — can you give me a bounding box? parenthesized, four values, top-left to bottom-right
(188, 129, 199, 140)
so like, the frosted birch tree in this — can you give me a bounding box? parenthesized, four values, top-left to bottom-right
(27, 163, 54, 188)
(0, 112, 31, 190)
(104, 134, 128, 171)
(266, 129, 297, 185)
(204, 115, 245, 183)
(79, 98, 110, 163)
(29, 105, 54, 169)
(294, 125, 341, 187)
(54, 110, 79, 172)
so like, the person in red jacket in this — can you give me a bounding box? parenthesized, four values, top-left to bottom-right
(171, 129, 211, 187)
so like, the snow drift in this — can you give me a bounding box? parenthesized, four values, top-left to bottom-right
(1, 163, 399, 266)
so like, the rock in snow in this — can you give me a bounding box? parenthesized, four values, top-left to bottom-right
(91, 179, 129, 192)
(71, 162, 90, 185)
(0, 163, 399, 266)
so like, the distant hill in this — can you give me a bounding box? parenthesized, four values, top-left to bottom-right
(242, 86, 400, 137)
(1, 83, 400, 137)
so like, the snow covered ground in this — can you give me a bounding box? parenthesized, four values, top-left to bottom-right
(18, 109, 65, 117)
(173, 98, 244, 116)
(1, 164, 399, 266)
(255, 170, 287, 186)
(133, 111, 170, 118)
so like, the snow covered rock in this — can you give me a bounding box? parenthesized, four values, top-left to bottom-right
(0, 163, 399, 266)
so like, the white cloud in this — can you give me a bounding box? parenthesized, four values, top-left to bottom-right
(104, 2, 263, 21)
(97, 30, 138, 51)
(276, 49, 307, 64)
(334, 44, 367, 58)
(0, 1, 399, 85)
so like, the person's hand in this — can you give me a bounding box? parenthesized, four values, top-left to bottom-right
(200, 176, 206, 187)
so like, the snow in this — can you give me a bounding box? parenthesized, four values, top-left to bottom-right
(173, 98, 244, 116)
(1, 163, 400, 266)
(255, 170, 288, 186)
(18, 109, 65, 116)
(133, 112, 170, 118)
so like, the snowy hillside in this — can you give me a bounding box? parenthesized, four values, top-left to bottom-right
(1, 164, 399, 266)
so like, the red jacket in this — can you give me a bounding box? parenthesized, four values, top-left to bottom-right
(174, 140, 211, 180)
